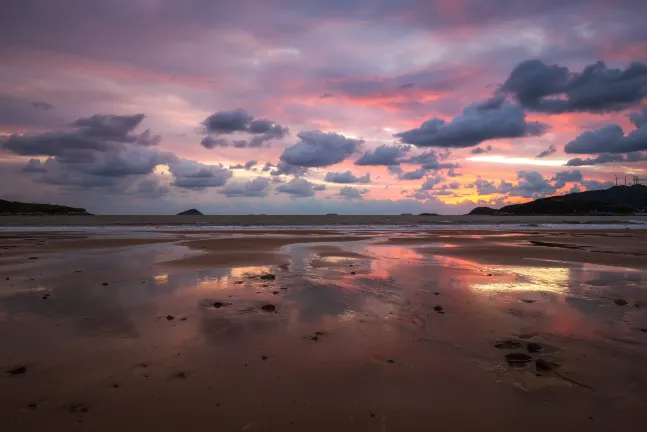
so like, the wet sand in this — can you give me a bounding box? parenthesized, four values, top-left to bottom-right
(2, 228, 647, 431)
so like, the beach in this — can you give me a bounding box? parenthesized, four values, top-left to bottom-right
(2, 220, 647, 431)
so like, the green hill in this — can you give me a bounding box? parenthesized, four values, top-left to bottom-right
(0, 199, 92, 215)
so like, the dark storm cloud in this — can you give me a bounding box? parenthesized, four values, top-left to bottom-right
(630, 108, 647, 128)
(471, 145, 492, 155)
(324, 170, 371, 184)
(136, 179, 170, 197)
(202, 109, 288, 148)
(203, 109, 253, 134)
(280, 131, 362, 167)
(338, 186, 368, 200)
(168, 159, 233, 190)
(566, 152, 647, 166)
(552, 170, 582, 189)
(419, 175, 445, 191)
(501, 59, 647, 114)
(201, 136, 228, 149)
(536, 144, 556, 158)
(564, 108, 647, 155)
(509, 171, 557, 198)
(395, 97, 547, 148)
(403, 150, 460, 170)
(398, 167, 428, 180)
(21, 158, 46, 173)
(31, 101, 54, 111)
(270, 160, 309, 177)
(220, 176, 271, 197)
(276, 178, 325, 197)
(354, 144, 410, 166)
(72, 113, 146, 141)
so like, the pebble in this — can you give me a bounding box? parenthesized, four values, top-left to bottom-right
(262, 356, 268, 361)
(494, 341, 521, 349)
(102, 282, 108, 286)
(166, 315, 175, 320)
(640, 328, 647, 333)
(260, 274, 276, 281)
(505, 352, 532, 367)
(614, 299, 628, 306)
(213, 302, 226, 308)
(433, 305, 444, 313)
(521, 299, 536, 303)
(261, 304, 276, 312)
(351, 272, 356, 275)
(272, 291, 279, 295)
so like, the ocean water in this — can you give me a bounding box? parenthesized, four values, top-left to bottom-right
(1, 214, 646, 231)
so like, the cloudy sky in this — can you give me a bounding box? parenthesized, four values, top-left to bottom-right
(1, 0, 646, 214)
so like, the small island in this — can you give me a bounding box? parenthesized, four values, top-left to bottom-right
(0, 199, 92, 215)
(177, 208, 204, 215)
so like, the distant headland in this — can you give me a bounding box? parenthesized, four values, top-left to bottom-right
(0, 199, 92, 215)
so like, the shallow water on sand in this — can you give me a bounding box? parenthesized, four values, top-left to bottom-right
(1, 230, 647, 431)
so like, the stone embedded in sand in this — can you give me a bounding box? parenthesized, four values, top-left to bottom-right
(66, 403, 88, 413)
(527, 342, 543, 353)
(272, 291, 279, 295)
(27, 402, 38, 409)
(41, 294, 49, 300)
(234, 281, 244, 285)
(536, 358, 559, 372)
(28, 257, 38, 260)
(433, 305, 444, 313)
(311, 336, 319, 342)
(260, 274, 276, 281)
(386, 359, 395, 364)
(494, 341, 521, 350)
(521, 299, 536, 303)
(166, 314, 175, 320)
(614, 298, 628, 306)
(261, 304, 276, 312)
(172, 371, 187, 379)
(6, 365, 27, 375)
(102, 282, 108, 286)
(262, 355, 268, 361)
(486, 273, 493, 276)
(505, 352, 533, 366)
(434, 292, 440, 296)
(213, 302, 226, 308)
(315, 331, 325, 336)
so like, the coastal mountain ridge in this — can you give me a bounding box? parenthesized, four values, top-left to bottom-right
(0, 199, 92, 215)
(469, 185, 647, 215)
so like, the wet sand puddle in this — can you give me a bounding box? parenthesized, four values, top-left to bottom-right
(1, 230, 647, 431)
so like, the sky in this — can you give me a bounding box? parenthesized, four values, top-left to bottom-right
(1, 0, 646, 215)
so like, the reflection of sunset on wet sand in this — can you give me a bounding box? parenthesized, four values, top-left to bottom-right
(2, 227, 647, 431)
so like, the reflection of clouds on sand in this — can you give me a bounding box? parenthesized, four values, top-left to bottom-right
(471, 267, 569, 294)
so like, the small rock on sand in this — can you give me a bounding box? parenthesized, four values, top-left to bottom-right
(213, 302, 226, 308)
(166, 315, 175, 320)
(350, 271, 356, 275)
(6, 365, 27, 375)
(521, 299, 536, 303)
(614, 299, 628, 306)
(260, 274, 276, 281)
(172, 371, 187, 379)
(505, 352, 532, 367)
(386, 359, 395, 364)
(261, 356, 268, 361)
(272, 291, 279, 295)
(311, 336, 319, 342)
(261, 304, 276, 312)
(28, 257, 38, 260)
(527, 342, 543, 353)
(315, 331, 325, 336)
(640, 328, 647, 333)
(494, 341, 521, 350)
(102, 282, 108, 286)
(433, 305, 444, 313)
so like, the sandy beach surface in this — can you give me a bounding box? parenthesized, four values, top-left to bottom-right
(2, 223, 647, 431)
